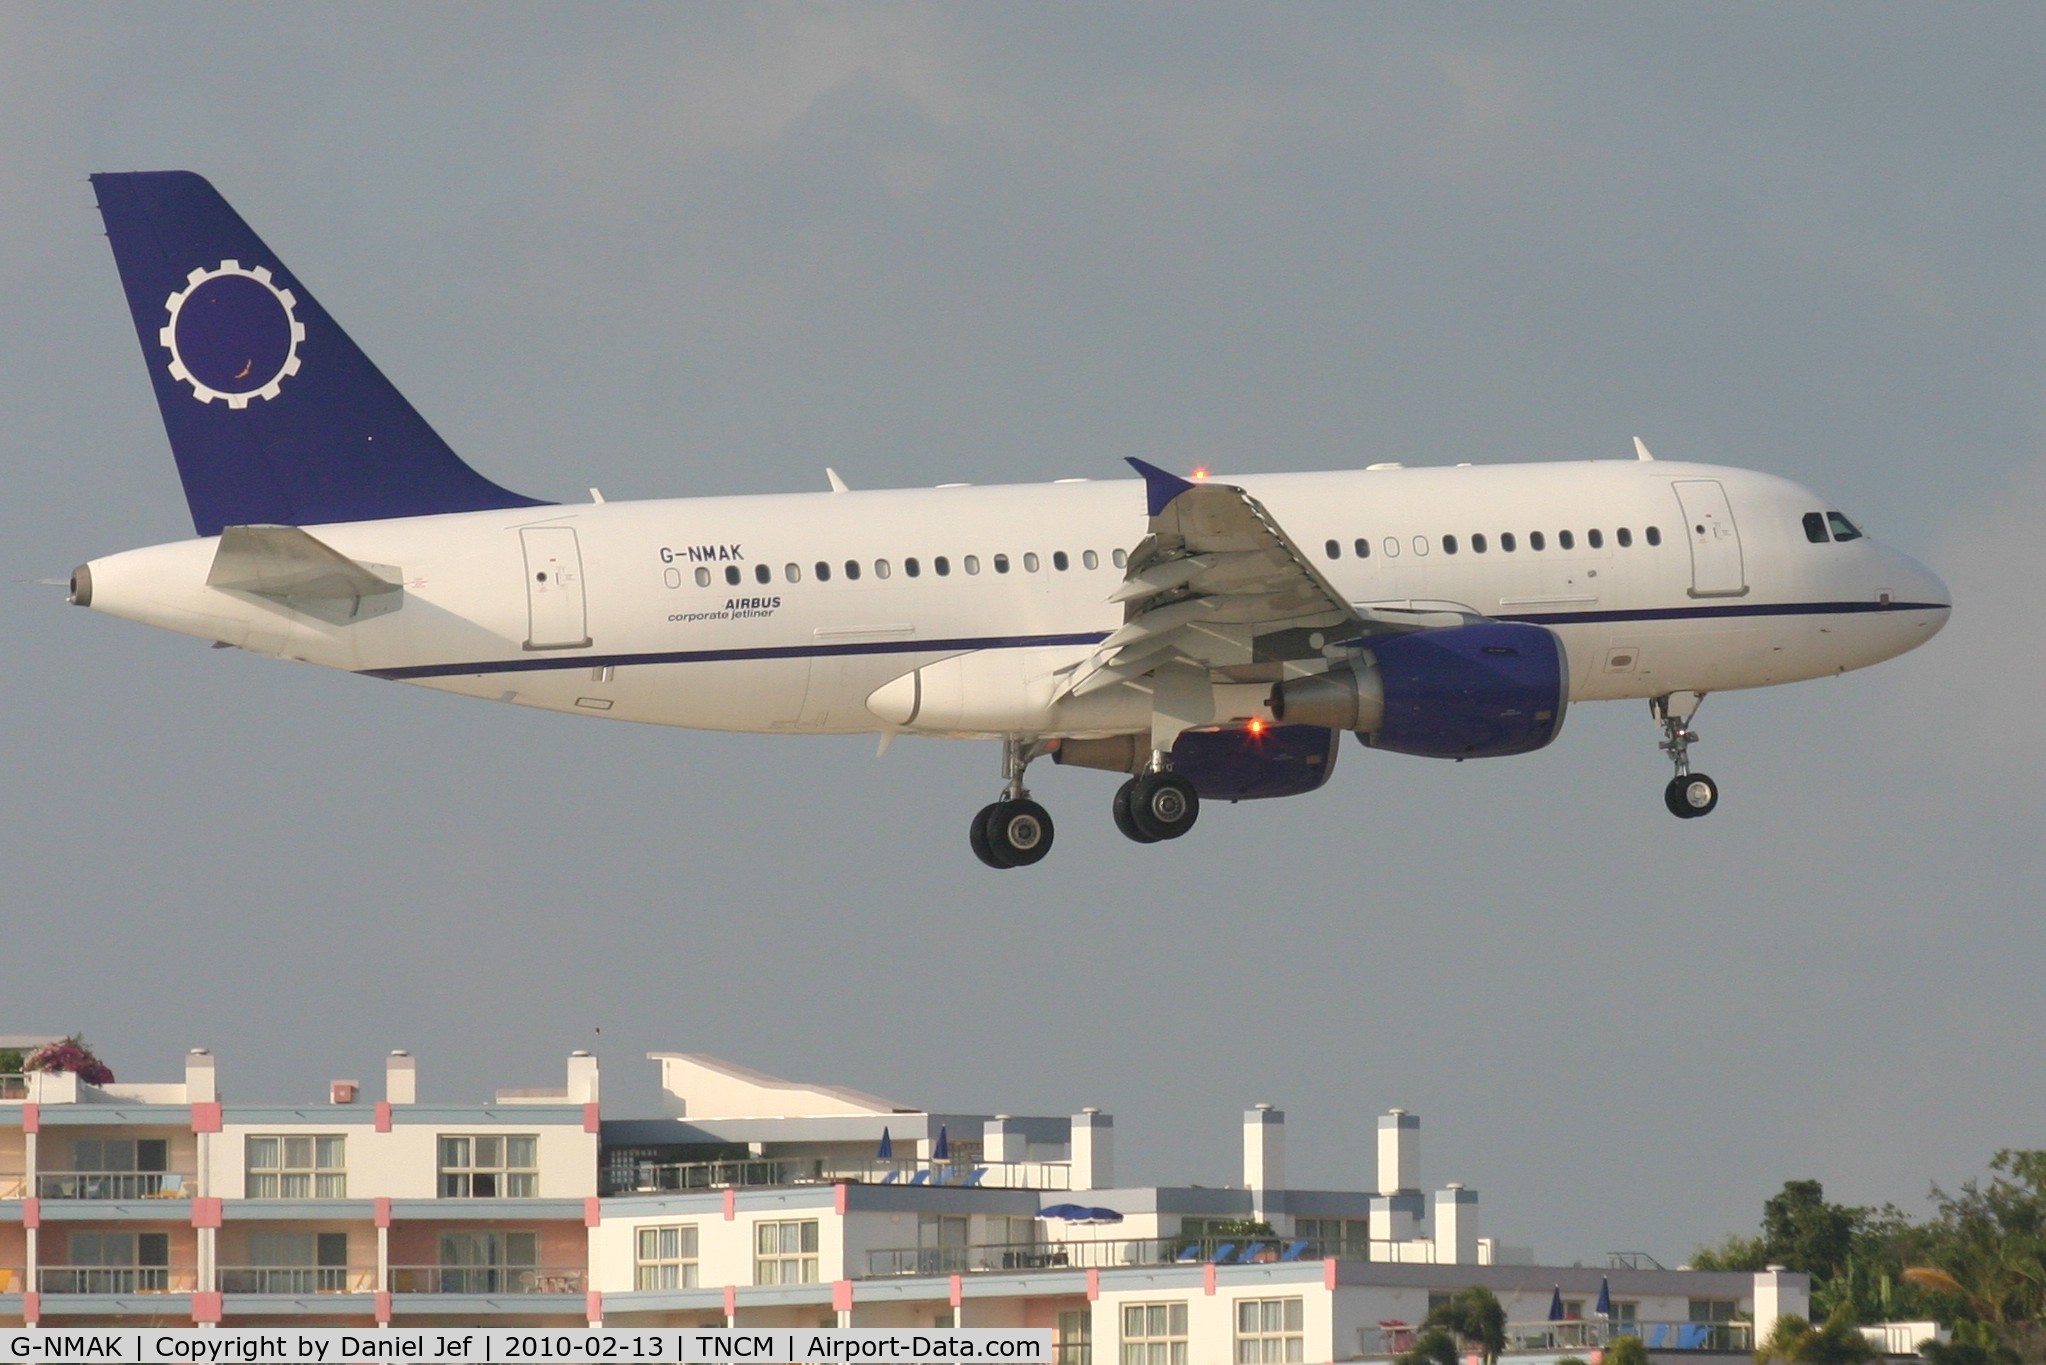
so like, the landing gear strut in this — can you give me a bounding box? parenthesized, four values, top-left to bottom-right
(1112, 752, 1200, 844)
(1653, 692, 1719, 819)
(970, 738, 1055, 869)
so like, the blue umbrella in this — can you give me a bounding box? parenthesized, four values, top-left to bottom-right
(1076, 1206, 1124, 1225)
(933, 1125, 950, 1161)
(1549, 1287, 1566, 1322)
(1037, 1204, 1091, 1220)
(1596, 1278, 1612, 1317)
(876, 1127, 893, 1160)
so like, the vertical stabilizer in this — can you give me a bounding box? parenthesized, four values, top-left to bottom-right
(91, 171, 547, 534)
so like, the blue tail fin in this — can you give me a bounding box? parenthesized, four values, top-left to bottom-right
(91, 171, 547, 535)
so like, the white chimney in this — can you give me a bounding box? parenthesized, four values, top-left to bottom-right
(386, 1050, 416, 1105)
(1071, 1109, 1114, 1190)
(1433, 1184, 1478, 1264)
(567, 1050, 599, 1104)
(185, 1049, 216, 1104)
(1378, 1109, 1419, 1194)
(984, 1116, 1027, 1164)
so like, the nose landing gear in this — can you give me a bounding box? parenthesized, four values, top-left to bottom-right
(1653, 692, 1719, 819)
(970, 738, 1056, 869)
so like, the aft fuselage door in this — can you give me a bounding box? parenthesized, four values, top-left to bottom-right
(520, 526, 593, 650)
(1671, 479, 1747, 598)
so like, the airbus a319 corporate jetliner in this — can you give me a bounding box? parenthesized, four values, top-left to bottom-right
(70, 172, 1951, 867)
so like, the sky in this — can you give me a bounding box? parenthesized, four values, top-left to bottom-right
(3, 2, 2043, 1267)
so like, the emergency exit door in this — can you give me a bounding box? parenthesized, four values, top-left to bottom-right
(520, 526, 592, 650)
(1671, 480, 1747, 598)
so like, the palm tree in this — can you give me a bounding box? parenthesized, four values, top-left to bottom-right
(1419, 1287, 1507, 1365)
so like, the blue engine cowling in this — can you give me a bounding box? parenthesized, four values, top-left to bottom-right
(1170, 724, 1341, 802)
(1364, 622, 1568, 758)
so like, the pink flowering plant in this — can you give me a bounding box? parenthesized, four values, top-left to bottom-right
(25, 1035, 114, 1085)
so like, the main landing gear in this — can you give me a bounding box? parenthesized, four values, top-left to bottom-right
(1653, 692, 1719, 820)
(970, 738, 1055, 869)
(967, 740, 1203, 866)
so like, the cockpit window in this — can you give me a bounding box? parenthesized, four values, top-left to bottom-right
(1803, 512, 1829, 544)
(1827, 511, 1863, 542)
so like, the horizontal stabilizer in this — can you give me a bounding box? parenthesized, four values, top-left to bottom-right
(208, 524, 400, 623)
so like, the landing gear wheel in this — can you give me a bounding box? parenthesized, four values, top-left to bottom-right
(970, 803, 1015, 868)
(986, 799, 1054, 866)
(1112, 780, 1162, 844)
(1664, 773, 1719, 819)
(1129, 771, 1200, 841)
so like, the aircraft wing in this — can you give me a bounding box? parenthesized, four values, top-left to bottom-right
(1062, 460, 1404, 700)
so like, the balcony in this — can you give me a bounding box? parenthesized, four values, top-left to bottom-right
(0, 1173, 25, 1200)
(606, 1157, 1072, 1196)
(37, 1171, 195, 1200)
(0, 1075, 24, 1101)
(219, 1266, 378, 1294)
(864, 1235, 1334, 1278)
(389, 1265, 587, 1295)
(0, 1267, 21, 1293)
(40, 1265, 199, 1294)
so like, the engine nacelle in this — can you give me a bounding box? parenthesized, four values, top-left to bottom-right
(1053, 724, 1340, 801)
(1270, 622, 1568, 759)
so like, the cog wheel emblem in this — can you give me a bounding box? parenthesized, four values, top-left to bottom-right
(158, 259, 306, 408)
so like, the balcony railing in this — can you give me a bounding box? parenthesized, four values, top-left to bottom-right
(0, 1075, 24, 1101)
(40, 1266, 200, 1294)
(865, 1235, 1339, 1279)
(37, 1171, 195, 1200)
(605, 1157, 1072, 1196)
(389, 1266, 587, 1295)
(1492, 1321, 1753, 1355)
(219, 1266, 378, 1295)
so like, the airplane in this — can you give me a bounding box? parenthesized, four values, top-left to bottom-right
(68, 172, 1952, 868)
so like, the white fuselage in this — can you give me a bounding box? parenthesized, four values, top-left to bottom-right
(78, 459, 1951, 740)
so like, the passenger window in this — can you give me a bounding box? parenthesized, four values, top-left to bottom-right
(694, 567, 711, 587)
(1472, 533, 1487, 553)
(725, 565, 742, 585)
(905, 557, 921, 578)
(1112, 549, 1128, 569)
(844, 560, 862, 581)
(1353, 538, 1370, 559)
(1325, 539, 1341, 559)
(1826, 512, 1863, 542)
(1383, 537, 1400, 558)
(1023, 552, 1040, 573)
(1412, 535, 1429, 556)
(815, 561, 831, 582)
(1646, 526, 1662, 546)
(1559, 530, 1575, 550)
(785, 563, 801, 583)
(755, 564, 771, 584)
(1616, 527, 1633, 548)
(1501, 532, 1516, 552)
(994, 554, 1010, 574)
(1804, 512, 1829, 544)
(874, 559, 891, 579)
(1529, 531, 1546, 551)
(965, 555, 981, 575)
(1442, 534, 1458, 555)
(1082, 550, 1099, 570)
(1053, 551, 1069, 571)
(935, 556, 951, 576)
(1587, 529, 1603, 549)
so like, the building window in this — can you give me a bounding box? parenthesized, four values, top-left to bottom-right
(917, 1214, 970, 1273)
(57, 1231, 170, 1293)
(1236, 1298, 1304, 1363)
(636, 1225, 699, 1290)
(437, 1230, 536, 1294)
(73, 1138, 167, 1174)
(437, 1135, 538, 1198)
(1122, 1303, 1188, 1365)
(1057, 1309, 1093, 1365)
(231, 1231, 351, 1294)
(755, 1219, 819, 1284)
(1294, 1216, 1368, 1258)
(245, 1135, 345, 1199)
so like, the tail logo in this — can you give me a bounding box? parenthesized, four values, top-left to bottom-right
(157, 260, 306, 408)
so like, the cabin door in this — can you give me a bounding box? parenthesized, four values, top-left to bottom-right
(1671, 480, 1747, 598)
(521, 526, 593, 650)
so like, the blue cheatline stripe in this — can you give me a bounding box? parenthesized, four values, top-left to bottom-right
(357, 600, 1948, 681)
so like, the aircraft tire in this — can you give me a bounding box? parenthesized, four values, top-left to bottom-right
(1112, 780, 1162, 844)
(1131, 772, 1200, 841)
(971, 802, 1017, 868)
(988, 799, 1054, 867)
(1664, 773, 1719, 819)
